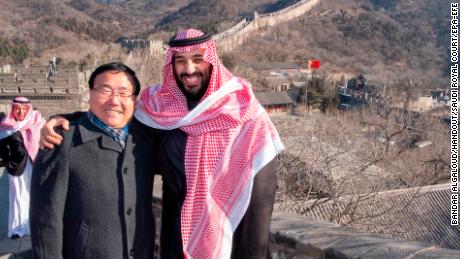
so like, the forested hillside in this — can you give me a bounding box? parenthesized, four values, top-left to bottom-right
(0, 0, 451, 85)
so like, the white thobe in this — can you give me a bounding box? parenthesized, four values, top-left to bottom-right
(8, 159, 32, 237)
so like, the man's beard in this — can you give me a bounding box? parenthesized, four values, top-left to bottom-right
(174, 72, 210, 102)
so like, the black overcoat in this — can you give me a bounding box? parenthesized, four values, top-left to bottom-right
(30, 115, 156, 259)
(0, 132, 28, 175)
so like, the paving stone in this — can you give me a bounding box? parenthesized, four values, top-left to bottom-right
(320, 235, 390, 258)
(0, 237, 21, 254)
(409, 247, 460, 259)
(359, 240, 432, 259)
(18, 236, 32, 251)
(0, 169, 32, 258)
(0, 170, 8, 233)
(1, 174, 459, 258)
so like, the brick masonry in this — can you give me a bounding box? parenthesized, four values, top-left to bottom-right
(1, 175, 460, 258)
(269, 212, 460, 259)
(0, 65, 86, 118)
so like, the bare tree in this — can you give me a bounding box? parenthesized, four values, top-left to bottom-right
(274, 99, 449, 228)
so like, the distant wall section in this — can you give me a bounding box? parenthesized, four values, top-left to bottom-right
(147, 0, 321, 54)
(0, 65, 82, 118)
(214, 0, 320, 53)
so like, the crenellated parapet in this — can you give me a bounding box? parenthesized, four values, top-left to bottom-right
(147, 0, 321, 54)
(214, 0, 320, 53)
(255, 0, 320, 29)
(119, 38, 151, 50)
(0, 64, 82, 117)
(148, 40, 167, 56)
(213, 18, 250, 41)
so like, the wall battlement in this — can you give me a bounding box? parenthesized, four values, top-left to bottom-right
(216, 0, 320, 53)
(145, 0, 321, 54)
(0, 65, 82, 117)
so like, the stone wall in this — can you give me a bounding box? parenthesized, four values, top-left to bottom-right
(213, 19, 250, 41)
(216, 0, 320, 53)
(256, 0, 320, 29)
(119, 39, 151, 50)
(120, 39, 166, 56)
(215, 19, 255, 53)
(275, 183, 460, 251)
(0, 65, 81, 118)
(3, 198, 459, 259)
(148, 199, 460, 258)
(269, 212, 460, 259)
(149, 40, 166, 56)
(147, 0, 321, 54)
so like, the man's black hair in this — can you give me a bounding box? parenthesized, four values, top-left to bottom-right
(88, 62, 141, 95)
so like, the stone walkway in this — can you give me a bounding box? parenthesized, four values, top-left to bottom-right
(0, 169, 31, 259)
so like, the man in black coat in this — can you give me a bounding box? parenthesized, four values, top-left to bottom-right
(134, 28, 284, 259)
(30, 63, 155, 259)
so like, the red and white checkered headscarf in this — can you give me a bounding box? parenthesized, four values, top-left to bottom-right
(135, 29, 284, 259)
(0, 97, 45, 161)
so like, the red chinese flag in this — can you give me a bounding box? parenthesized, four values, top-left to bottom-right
(308, 59, 320, 69)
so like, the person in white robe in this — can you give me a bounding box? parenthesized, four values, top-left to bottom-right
(0, 97, 44, 238)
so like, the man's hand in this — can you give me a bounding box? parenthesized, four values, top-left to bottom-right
(39, 117, 70, 149)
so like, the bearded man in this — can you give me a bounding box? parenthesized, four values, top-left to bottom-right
(0, 97, 45, 239)
(40, 29, 284, 259)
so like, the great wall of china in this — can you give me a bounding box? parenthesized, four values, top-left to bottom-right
(0, 65, 82, 117)
(1, 0, 321, 116)
(121, 0, 321, 54)
(1, 2, 460, 257)
(214, 0, 320, 53)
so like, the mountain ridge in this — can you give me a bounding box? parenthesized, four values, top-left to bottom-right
(0, 0, 451, 85)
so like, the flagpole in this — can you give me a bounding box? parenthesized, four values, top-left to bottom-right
(305, 59, 320, 116)
(305, 70, 309, 117)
